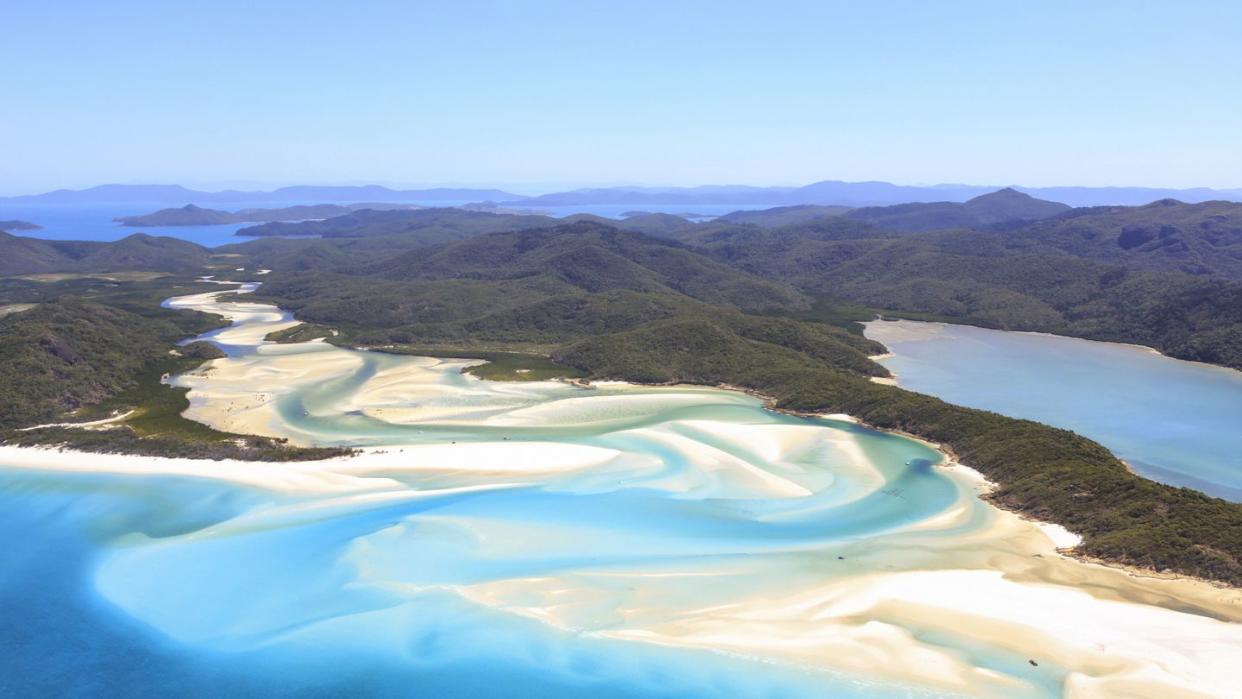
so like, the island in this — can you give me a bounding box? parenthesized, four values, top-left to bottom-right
(114, 202, 421, 227)
(0, 219, 41, 231)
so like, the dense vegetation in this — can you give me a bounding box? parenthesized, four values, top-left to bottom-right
(842, 188, 1070, 232)
(0, 231, 215, 275)
(716, 205, 852, 227)
(116, 202, 419, 227)
(0, 276, 350, 460)
(685, 212, 1242, 369)
(235, 207, 560, 240)
(0, 299, 206, 426)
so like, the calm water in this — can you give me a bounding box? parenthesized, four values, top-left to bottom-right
(0, 288, 970, 699)
(0, 202, 769, 248)
(865, 320, 1242, 502)
(2, 288, 1237, 697)
(1, 202, 271, 247)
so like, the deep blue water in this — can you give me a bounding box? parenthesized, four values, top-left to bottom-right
(0, 202, 771, 248)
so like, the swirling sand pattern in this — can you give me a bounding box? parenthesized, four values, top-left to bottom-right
(1, 285, 1240, 698)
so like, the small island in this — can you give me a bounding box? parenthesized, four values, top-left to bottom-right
(0, 220, 42, 232)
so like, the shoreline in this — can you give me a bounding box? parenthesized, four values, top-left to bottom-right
(865, 317, 1242, 378)
(6, 287, 1242, 697)
(714, 381, 1242, 594)
(7, 346, 1234, 594)
(4, 284, 1238, 595)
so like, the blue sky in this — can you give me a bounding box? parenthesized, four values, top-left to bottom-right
(4, 1, 1241, 194)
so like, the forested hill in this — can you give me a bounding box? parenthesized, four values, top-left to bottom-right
(235, 207, 560, 240)
(0, 231, 212, 276)
(716, 205, 852, 227)
(689, 218, 1242, 370)
(374, 222, 805, 312)
(116, 202, 421, 227)
(992, 198, 1242, 278)
(843, 188, 1070, 232)
(0, 300, 202, 426)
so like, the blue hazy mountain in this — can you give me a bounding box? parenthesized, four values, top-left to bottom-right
(7, 181, 1242, 209)
(0, 184, 522, 205)
(507, 180, 1242, 208)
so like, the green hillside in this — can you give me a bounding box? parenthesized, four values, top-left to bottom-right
(844, 188, 1070, 232)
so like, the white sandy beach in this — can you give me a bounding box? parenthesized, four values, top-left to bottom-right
(5, 283, 1241, 699)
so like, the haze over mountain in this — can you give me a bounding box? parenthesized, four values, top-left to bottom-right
(502, 180, 1242, 208)
(116, 203, 421, 227)
(235, 208, 561, 241)
(843, 188, 1071, 232)
(0, 184, 520, 206)
(7, 180, 1242, 210)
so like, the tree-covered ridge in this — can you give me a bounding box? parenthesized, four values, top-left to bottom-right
(715, 205, 852, 228)
(687, 219, 1242, 370)
(0, 277, 350, 461)
(374, 222, 806, 312)
(844, 187, 1070, 232)
(992, 198, 1242, 278)
(0, 299, 197, 426)
(0, 231, 213, 276)
(115, 202, 421, 227)
(235, 207, 560, 240)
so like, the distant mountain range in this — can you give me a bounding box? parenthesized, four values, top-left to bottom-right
(504, 181, 1242, 208)
(6, 180, 1242, 211)
(0, 184, 521, 206)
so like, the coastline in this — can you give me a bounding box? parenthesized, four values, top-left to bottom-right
(5, 288, 1242, 697)
(866, 317, 1242, 378)
(8, 284, 1241, 598)
(5, 281, 1238, 596)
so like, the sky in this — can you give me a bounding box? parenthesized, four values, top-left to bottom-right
(3, 0, 1242, 195)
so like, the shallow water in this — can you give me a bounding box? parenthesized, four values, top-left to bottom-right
(2, 288, 1240, 698)
(865, 320, 1242, 502)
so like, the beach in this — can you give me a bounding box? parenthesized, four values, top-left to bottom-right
(3, 284, 1240, 699)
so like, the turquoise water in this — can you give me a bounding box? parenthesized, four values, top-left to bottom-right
(0, 470, 931, 698)
(0, 289, 981, 698)
(866, 320, 1242, 502)
(4, 288, 1238, 697)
